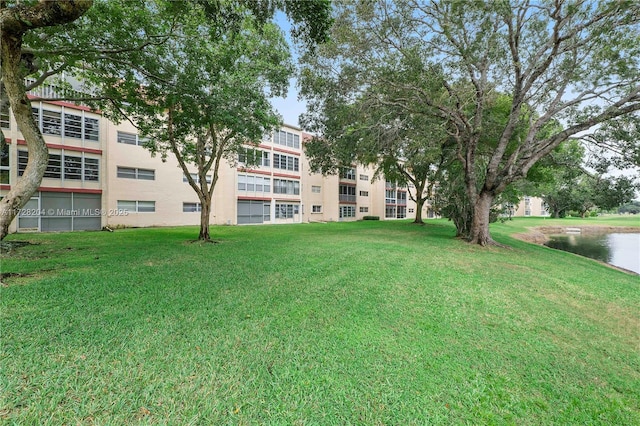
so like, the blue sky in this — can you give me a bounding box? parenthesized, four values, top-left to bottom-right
(268, 12, 307, 129)
(270, 78, 305, 128)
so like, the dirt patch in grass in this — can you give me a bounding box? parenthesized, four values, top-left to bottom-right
(0, 269, 57, 286)
(0, 241, 39, 254)
(1, 272, 34, 286)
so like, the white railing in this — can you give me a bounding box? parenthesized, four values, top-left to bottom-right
(25, 78, 88, 101)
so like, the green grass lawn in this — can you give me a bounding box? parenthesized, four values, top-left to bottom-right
(1, 216, 639, 424)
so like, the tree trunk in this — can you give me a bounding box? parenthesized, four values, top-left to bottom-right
(0, 31, 49, 239)
(468, 191, 496, 246)
(413, 198, 425, 224)
(198, 196, 212, 241)
(0, 0, 93, 240)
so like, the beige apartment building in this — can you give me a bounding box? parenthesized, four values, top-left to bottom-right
(510, 196, 549, 217)
(2, 97, 427, 234)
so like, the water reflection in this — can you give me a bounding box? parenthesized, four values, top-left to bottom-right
(545, 233, 640, 274)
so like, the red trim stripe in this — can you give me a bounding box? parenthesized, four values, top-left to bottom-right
(272, 172, 300, 179)
(16, 140, 102, 154)
(237, 168, 271, 176)
(28, 95, 101, 113)
(38, 187, 102, 194)
(272, 146, 301, 156)
(237, 196, 271, 201)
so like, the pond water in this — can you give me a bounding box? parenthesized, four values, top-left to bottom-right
(545, 233, 640, 274)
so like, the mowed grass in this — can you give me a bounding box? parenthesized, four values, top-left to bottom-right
(1, 217, 639, 424)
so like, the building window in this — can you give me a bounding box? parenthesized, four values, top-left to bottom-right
(312, 205, 322, 213)
(359, 174, 369, 181)
(273, 178, 300, 195)
(397, 206, 407, 218)
(0, 143, 9, 184)
(359, 190, 369, 197)
(17, 150, 28, 175)
(238, 174, 271, 194)
(340, 168, 356, 180)
(339, 185, 356, 202)
(117, 166, 155, 180)
(385, 205, 396, 218)
(385, 189, 397, 204)
(311, 185, 321, 193)
(273, 153, 299, 172)
(183, 173, 212, 184)
(41, 109, 62, 136)
(59, 112, 99, 142)
(397, 190, 407, 205)
(0, 107, 9, 129)
(408, 208, 414, 213)
(84, 117, 99, 141)
(237, 200, 270, 224)
(117, 200, 155, 213)
(19, 150, 99, 182)
(359, 206, 368, 213)
(84, 158, 99, 181)
(18, 151, 100, 181)
(183, 202, 202, 212)
(30, 107, 100, 141)
(64, 113, 83, 139)
(238, 148, 270, 167)
(275, 203, 300, 219)
(525, 210, 531, 216)
(117, 131, 146, 146)
(274, 130, 300, 149)
(44, 154, 62, 179)
(31, 107, 99, 140)
(63, 155, 82, 180)
(339, 205, 356, 218)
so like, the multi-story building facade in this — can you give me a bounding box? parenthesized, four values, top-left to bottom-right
(2, 99, 104, 233)
(513, 196, 549, 217)
(2, 97, 427, 234)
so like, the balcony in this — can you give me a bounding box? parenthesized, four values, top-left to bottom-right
(25, 78, 90, 103)
(339, 194, 356, 203)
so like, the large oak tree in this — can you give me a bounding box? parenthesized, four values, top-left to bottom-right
(300, 0, 640, 245)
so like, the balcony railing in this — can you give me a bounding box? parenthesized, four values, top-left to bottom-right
(25, 78, 89, 102)
(339, 194, 356, 203)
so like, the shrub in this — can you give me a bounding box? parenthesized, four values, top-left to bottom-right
(363, 216, 380, 221)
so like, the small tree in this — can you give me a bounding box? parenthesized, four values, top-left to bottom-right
(0, 0, 332, 240)
(119, 6, 292, 241)
(302, 88, 446, 224)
